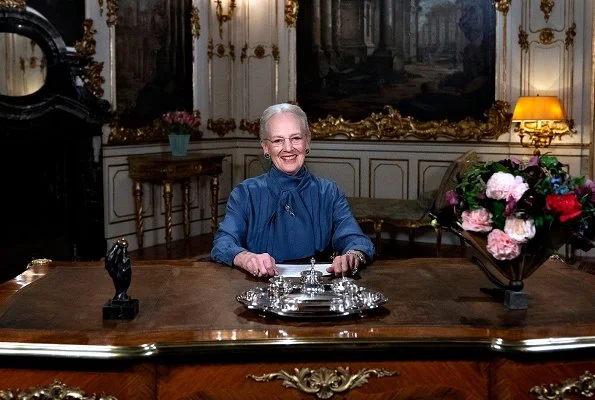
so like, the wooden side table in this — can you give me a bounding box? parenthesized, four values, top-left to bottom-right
(127, 153, 225, 255)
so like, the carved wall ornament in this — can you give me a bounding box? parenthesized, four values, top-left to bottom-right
(0, 380, 117, 400)
(285, 0, 299, 27)
(248, 366, 396, 399)
(240, 43, 248, 62)
(272, 44, 280, 62)
(207, 118, 236, 137)
(105, 0, 118, 27)
(0, 0, 26, 7)
(565, 23, 576, 50)
(215, 0, 236, 39)
(494, 0, 511, 16)
(98, 0, 104, 16)
(254, 45, 265, 58)
(240, 44, 280, 63)
(108, 111, 202, 144)
(75, 19, 105, 98)
(191, 5, 200, 40)
(540, 0, 555, 22)
(518, 26, 530, 52)
(209, 40, 235, 61)
(530, 370, 594, 400)
(538, 28, 555, 45)
(309, 101, 511, 141)
(239, 118, 260, 136)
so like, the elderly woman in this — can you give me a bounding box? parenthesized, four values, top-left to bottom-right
(211, 103, 374, 278)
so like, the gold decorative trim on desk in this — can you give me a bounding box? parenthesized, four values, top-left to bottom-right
(530, 371, 594, 400)
(247, 367, 396, 399)
(1, 337, 594, 360)
(0, 380, 117, 400)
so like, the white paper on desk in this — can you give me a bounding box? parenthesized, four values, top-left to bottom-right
(276, 263, 332, 277)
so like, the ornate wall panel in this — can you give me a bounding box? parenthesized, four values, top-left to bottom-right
(518, 0, 576, 126)
(369, 159, 408, 200)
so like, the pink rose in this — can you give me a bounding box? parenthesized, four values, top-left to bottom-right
(485, 172, 528, 201)
(504, 216, 535, 243)
(461, 208, 493, 232)
(487, 229, 521, 260)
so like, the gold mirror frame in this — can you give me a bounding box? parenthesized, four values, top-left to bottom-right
(106, 0, 201, 145)
(300, 0, 513, 141)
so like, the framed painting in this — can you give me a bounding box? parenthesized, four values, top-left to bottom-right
(296, 0, 512, 141)
(27, 0, 84, 46)
(109, 0, 198, 143)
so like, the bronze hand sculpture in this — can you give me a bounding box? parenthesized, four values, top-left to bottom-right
(105, 238, 132, 301)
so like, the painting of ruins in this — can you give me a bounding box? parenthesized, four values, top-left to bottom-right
(296, 0, 496, 124)
(115, 0, 193, 129)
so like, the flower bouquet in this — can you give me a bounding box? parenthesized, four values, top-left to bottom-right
(162, 110, 201, 136)
(438, 155, 595, 309)
(161, 110, 201, 156)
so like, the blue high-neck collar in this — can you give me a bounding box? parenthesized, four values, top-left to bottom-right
(267, 164, 309, 191)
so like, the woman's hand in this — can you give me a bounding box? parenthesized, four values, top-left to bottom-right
(233, 251, 278, 278)
(327, 251, 363, 277)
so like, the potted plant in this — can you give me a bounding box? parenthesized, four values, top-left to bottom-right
(162, 110, 201, 156)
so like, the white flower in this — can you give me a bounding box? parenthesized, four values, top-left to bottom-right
(504, 216, 536, 243)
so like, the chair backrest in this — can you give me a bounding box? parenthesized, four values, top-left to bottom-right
(432, 151, 479, 212)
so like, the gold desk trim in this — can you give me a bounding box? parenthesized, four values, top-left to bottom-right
(1, 337, 594, 360)
(248, 366, 396, 399)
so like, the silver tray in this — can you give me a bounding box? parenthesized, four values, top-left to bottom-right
(237, 275, 387, 318)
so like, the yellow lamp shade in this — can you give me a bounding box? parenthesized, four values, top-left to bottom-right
(512, 96, 565, 122)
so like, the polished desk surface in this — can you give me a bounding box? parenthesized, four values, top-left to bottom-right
(127, 153, 225, 182)
(0, 258, 593, 358)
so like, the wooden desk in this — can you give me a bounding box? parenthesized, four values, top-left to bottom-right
(0, 258, 593, 399)
(127, 153, 224, 254)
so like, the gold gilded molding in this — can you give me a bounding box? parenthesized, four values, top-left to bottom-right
(105, 0, 118, 27)
(566, 23, 576, 50)
(0, 380, 117, 400)
(108, 110, 202, 144)
(0, 0, 26, 7)
(494, 0, 511, 16)
(540, 0, 554, 22)
(241, 43, 248, 62)
(518, 26, 529, 52)
(209, 40, 235, 61)
(215, 0, 236, 39)
(538, 28, 554, 45)
(239, 118, 259, 136)
(207, 118, 236, 137)
(98, 0, 104, 16)
(0, 0, 27, 7)
(272, 44, 280, 62)
(530, 371, 594, 400)
(285, 0, 299, 27)
(310, 101, 511, 141)
(240, 44, 280, 63)
(191, 5, 200, 40)
(248, 367, 396, 399)
(75, 19, 105, 98)
(254, 45, 265, 58)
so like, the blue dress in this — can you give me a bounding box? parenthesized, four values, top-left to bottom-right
(211, 165, 375, 266)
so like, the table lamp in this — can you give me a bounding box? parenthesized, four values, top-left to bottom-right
(511, 95, 571, 155)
